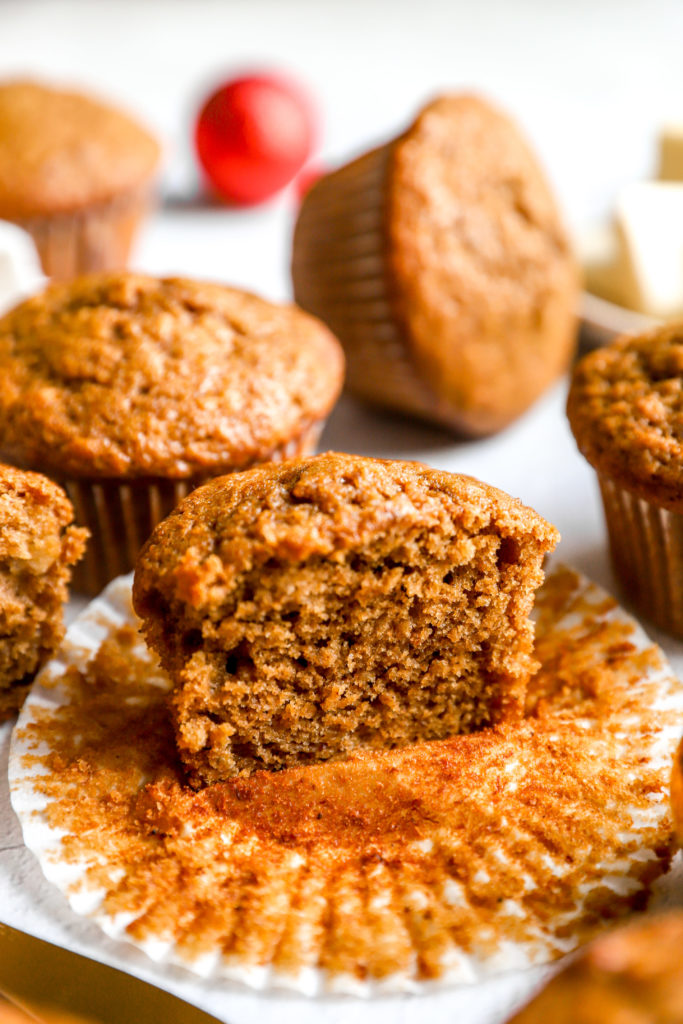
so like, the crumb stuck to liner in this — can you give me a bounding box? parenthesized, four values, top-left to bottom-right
(64, 423, 323, 595)
(9, 565, 682, 995)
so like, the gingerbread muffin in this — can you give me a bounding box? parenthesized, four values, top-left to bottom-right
(0, 273, 344, 594)
(0, 80, 160, 280)
(133, 453, 558, 785)
(0, 462, 86, 721)
(508, 911, 683, 1024)
(292, 94, 579, 436)
(568, 322, 683, 637)
(670, 734, 683, 846)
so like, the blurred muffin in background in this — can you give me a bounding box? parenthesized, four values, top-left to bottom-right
(0, 80, 160, 280)
(0, 272, 344, 594)
(507, 911, 683, 1024)
(293, 94, 579, 437)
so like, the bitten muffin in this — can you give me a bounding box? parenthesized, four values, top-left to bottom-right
(0, 463, 86, 721)
(292, 94, 579, 436)
(133, 453, 558, 784)
(567, 322, 683, 637)
(0, 79, 160, 280)
(508, 911, 683, 1024)
(0, 273, 344, 594)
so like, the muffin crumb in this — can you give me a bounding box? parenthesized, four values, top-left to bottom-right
(0, 463, 87, 720)
(133, 453, 558, 783)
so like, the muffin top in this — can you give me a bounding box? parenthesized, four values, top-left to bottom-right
(133, 451, 557, 590)
(387, 94, 578, 434)
(567, 323, 683, 511)
(0, 80, 160, 218)
(0, 273, 344, 479)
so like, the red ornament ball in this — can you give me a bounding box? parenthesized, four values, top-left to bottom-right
(195, 73, 317, 205)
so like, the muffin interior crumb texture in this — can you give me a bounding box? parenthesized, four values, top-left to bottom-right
(133, 454, 558, 783)
(0, 464, 87, 720)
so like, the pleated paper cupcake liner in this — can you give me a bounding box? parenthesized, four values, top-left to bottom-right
(599, 475, 683, 638)
(17, 185, 154, 281)
(9, 564, 683, 996)
(293, 146, 461, 431)
(63, 421, 324, 595)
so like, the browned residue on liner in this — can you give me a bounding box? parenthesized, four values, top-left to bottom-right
(16, 567, 677, 984)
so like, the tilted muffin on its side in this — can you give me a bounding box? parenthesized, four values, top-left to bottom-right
(0, 273, 344, 594)
(133, 453, 558, 784)
(508, 911, 683, 1024)
(0, 463, 86, 721)
(292, 94, 579, 436)
(568, 322, 683, 637)
(0, 80, 161, 280)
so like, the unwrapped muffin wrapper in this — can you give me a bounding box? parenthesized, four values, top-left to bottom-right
(16, 184, 153, 281)
(599, 475, 683, 638)
(63, 423, 323, 595)
(9, 565, 683, 997)
(293, 146, 457, 429)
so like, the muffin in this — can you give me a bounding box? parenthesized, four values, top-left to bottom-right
(567, 322, 683, 637)
(670, 734, 683, 846)
(292, 94, 579, 436)
(508, 911, 683, 1024)
(0, 1005, 94, 1024)
(0, 80, 160, 280)
(0, 273, 344, 594)
(0, 462, 86, 721)
(133, 452, 558, 784)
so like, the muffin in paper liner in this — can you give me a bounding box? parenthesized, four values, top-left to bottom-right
(0, 274, 344, 596)
(17, 185, 154, 282)
(8, 565, 683, 997)
(567, 324, 683, 641)
(61, 422, 323, 596)
(292, 145, 443, 426)
(598, 476, 683, 639)
(292, 95, 579, 437)
(0, 81, 160, 281)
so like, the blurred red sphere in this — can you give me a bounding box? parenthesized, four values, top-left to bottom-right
(195, 73, 316, 205)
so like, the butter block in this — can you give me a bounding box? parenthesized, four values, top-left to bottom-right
(658, 124, 683, 181)
(614, 181, 683, 317)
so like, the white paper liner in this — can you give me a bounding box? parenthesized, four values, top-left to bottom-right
(8, 565, 683, 998)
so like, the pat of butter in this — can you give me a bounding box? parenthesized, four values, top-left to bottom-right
(614, 181, 683, 318)
(659, 124, 683, 181)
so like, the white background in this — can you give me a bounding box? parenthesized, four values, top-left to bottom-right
(1, 2, 683, 1022)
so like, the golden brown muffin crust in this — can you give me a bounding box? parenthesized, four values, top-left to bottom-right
(509, 911, 683, 1024)
(0, 80, 160, 218)
(671, 735, 683, 846)
(568, 323, 683, 511)
(133, 453, 558, 782)
(0, 273, 344, 479)
(388, 95, 579, 435)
